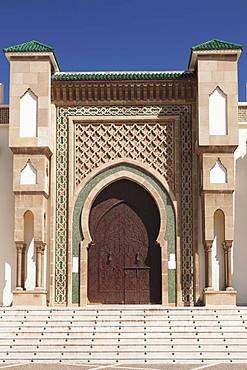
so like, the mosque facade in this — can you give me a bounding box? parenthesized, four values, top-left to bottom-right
(0, 39, 246, 307)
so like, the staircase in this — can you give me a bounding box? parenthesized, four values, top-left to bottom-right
(0, 305, 247, 365)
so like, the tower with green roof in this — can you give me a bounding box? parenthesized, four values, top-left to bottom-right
(189, 38, 242, 306)
(4, 40, 59, 306)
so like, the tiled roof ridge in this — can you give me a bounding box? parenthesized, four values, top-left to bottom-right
(191, 38, 243, 51)
(3, 40, 54, 53)
(52, 70, 194, 81)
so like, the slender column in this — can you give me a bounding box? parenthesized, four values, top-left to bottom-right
(222, 240, 233, 289)
(35, 241, 46, 289)
(15, 242, 26, 290)
(41, 245, 45, 288)
(204, 240, 213, 289)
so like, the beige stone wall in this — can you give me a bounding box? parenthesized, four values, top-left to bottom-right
(9, 58, 52, 150)
(197, 54, 239, 146)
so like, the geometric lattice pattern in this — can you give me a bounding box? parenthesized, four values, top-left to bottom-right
(75, 121, 175, 190)
(55, 107, 68, 303)
(180, 112, 193, 304)
(56, 105, 193, 304)
(0, 107, 9, 125)
(238, 105, 247, 122)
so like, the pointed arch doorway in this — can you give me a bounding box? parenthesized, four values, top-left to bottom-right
(88, 179, 161, 304)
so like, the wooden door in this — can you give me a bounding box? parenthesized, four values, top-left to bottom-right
(123, 204, 150, 304)
(88, 180, 161, 304)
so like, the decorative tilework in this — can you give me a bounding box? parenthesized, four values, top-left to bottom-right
(56, 104, 193, 304)
(75, 120, 176, 191)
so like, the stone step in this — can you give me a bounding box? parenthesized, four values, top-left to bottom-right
(0, 320, 246, 328)
(1, 350, 247, 360)
(1, 337, 247, 345)
(0, 307, 247, 364)
(1, 310, 247, 316)
(1, 344, 247, 352)
(0, 359, 245, 365)
(0, 325, 247, 337)
(1, 332, 247, 340)
(1, 316, 247, 323)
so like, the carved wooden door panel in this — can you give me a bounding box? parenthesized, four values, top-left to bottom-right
(88, 200, 125, 303)
(88, 180, 161, 304)
(123, 204, 150, 304)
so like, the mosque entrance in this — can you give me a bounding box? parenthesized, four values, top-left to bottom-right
(88, 179, 161, 304)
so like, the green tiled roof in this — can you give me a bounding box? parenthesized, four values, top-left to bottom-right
(191, 39, 243, 51)
(3, 40, 54, 53)
(52, 71, 193, 81)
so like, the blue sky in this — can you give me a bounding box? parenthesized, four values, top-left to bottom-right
(0, 0, 246, 102)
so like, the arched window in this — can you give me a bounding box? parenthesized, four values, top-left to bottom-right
(212, 209, 225, 290)
(210, 159, 227, 184)
(24, 211, 36, 290)
(20, 89, 38, 138)
(209, 87, 227, 135)
(20, 160, 37, 185)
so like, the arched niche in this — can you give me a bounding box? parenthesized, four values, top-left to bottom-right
(20, 160, 37, 185)
(212, 209, 225, 290)
(210, 159, 227, 184)
(24, 211, 36, 290)
(209, 87, 227, 136)
(20, 89, 38, 138)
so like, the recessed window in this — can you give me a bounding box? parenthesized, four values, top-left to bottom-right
(20, 89, 38, 138)
(210, 159, 227, 184)
(209, 87, 227, 136)
(20, 160, 37, 185)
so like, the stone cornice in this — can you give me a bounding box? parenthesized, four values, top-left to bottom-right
(10, 147, 52, 158)
(51, 79, 197, 106)
(196, 145, 238, 154)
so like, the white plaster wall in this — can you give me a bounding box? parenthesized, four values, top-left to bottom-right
(209, 88, 227, 136)
(233, 126, 247, 305)
(24, 211, 36, 290)
(0, 126, 15, 306)
(212, 210, 225, 290)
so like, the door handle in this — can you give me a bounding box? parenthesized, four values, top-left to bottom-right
(135, 253, 140, 264)
(107, 253, 112, 264)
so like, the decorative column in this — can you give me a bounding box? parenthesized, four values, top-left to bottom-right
(204, 240, 213, 289)
(35, 241, 46, 289)
(15, 242, 26, 290)
(222, 240, 233, 289)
